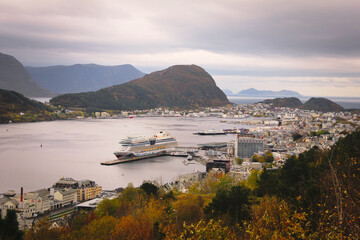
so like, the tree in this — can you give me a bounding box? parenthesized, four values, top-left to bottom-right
(292, 133, 303, 141)
(205, 185, 250, 224)
(0, 209, 23, 240)
(140, 182, 159, 197)
(245, 195, 307, 239)
(265, 151, 274, 163)
(235, 157, 243, 165)
(24, 218, 62, 240)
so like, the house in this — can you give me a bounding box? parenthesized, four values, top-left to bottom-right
(0, 197, 18, 218)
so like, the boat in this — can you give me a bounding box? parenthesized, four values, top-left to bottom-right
(194, 129, 226, 135)
(113, 131, 178, 161)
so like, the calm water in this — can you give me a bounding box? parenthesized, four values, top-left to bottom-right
(0, 117, 238, 193)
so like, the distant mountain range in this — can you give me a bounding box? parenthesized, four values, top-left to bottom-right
(26, 64, 145, 94)
(261, 97, 344, 112)
(0, 53, 53, 97)
(223, 88, 303, 97)
(50, 65, 230, 110)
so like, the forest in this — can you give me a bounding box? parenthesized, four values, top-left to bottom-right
(1, 129, 359, 240)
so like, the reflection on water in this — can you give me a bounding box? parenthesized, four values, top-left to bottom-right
(0, 117, 239, 193)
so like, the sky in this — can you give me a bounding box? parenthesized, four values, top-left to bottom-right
(1, 0, 360, 97)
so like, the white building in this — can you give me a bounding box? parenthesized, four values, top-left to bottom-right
(54, 189, 77, 207)
(0, 197, 18, 218)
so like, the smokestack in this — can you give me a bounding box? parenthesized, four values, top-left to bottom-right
(19, 187, 24, 209)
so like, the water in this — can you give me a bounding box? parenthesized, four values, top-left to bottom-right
(0, 117, 238, 193)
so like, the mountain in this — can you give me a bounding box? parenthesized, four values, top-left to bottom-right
(0, 53, 53, 97)
(261, 97, 344, 112)
(262, 97, 303, 108)
(237, 88, 302, 97)
(26, 64, 145, 94)
(50, 65, 230, 110)
(302, 97, 344, 112)
(0, 89, 51, 114)
(221, 89, 234, 95)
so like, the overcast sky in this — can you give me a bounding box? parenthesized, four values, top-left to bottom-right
(1, 0, 360, 97)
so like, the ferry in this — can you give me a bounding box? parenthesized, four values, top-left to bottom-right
(113, 131, 178, 160)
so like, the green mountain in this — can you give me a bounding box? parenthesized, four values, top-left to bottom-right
(0, 89, 50, 114)
(50, 65, 230, 110)
(26, 64, 145, 94)
(262, 97, 303, 108)
(0, 89, 55, 123)
(302, 97, 344, 112)
(261, 97, 344, 112)
(0, 53, 53, 97)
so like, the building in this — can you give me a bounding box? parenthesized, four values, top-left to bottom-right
(234, 137, 264, 158)
(0, 197, 18, 218)
(53, 177, 102, 202)
(77, 180, 102, 202)
(23, 188, 51, 214)
(54, 189, 77, 207)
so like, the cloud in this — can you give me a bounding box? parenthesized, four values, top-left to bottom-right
(0, 0, 359, 97)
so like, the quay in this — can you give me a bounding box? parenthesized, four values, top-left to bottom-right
(101, 151, 167, 165)
(101, 146, 200, 166)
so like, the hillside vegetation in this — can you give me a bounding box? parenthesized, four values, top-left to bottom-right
(262, 97, 344, 112)
(50, 65, 230, 110)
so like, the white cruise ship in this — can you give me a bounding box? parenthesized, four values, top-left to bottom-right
(113, 131, 178, 160)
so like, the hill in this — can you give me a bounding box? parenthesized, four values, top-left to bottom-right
(26, 64, 145, 94)
(261, 97, 345, 112)
(237, 88, 302, 97)
(0, 53, 53, 97)
(0, 89, 50, 114)
(262, 97, 303, 108)
(50, 65, 230, 110)
(302, 97, 344, 112)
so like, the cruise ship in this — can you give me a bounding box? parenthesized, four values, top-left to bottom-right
(113, 131, 178, 160)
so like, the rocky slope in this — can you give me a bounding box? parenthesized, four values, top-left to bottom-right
(0, 53, 53, 97)
(50, 65, 230, 110)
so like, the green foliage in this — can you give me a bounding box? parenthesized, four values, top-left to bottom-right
(309, 130, 330, 137)
(292, 132, 303, 141)
(265, 150, 274, 163)
(246, 169, 260, 191)
(205, 185, 250, 224)
(140, 182, 159, 197)
(235, 157, 243, 165)
(0, 209, 23, 240)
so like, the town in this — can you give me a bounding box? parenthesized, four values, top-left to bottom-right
(1, 101, 358, 230)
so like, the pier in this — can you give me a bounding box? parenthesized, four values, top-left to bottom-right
(101, 151, 167, 165)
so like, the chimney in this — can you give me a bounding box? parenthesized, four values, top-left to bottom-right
(19, 187, 24, 209)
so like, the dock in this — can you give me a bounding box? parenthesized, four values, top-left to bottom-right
(101, 151, 167, 165)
